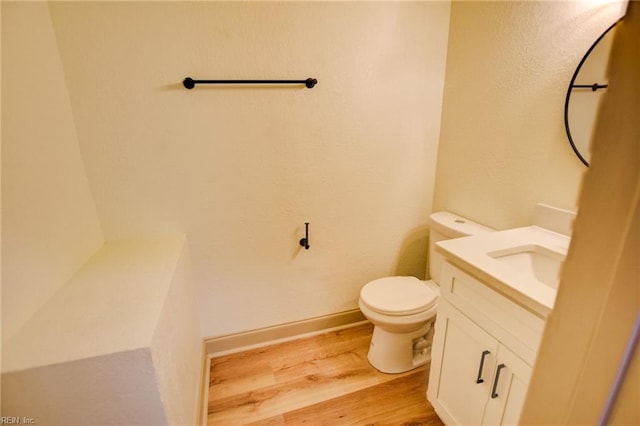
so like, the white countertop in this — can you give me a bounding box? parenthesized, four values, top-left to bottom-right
(436, 226, 571, 318)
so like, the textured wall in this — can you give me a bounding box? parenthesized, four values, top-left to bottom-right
(48, 2, 451, 338)
(433, 1, 626, 230)
(2, 348, 168, 426)
(1, 2, 104, 341)
(150, 243, 202, 426)
(2, 239, 202, 425)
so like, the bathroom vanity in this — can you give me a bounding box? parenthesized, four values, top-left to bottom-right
(426, 214, 572, 425)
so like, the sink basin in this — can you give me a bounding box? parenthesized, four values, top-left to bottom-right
(436, 225, 571, 317)
(488, 244, 565, 289)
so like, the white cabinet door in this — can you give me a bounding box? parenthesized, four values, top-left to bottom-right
(429, 301, 499, 426)
(482, 345, 532, 425)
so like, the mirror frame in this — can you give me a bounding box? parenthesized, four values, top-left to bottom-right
(564, 18, 623, 167)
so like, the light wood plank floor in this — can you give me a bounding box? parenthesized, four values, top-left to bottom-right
(207, 323, 445, 425)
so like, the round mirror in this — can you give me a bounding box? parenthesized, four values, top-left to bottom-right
(564, 18, 622, 167)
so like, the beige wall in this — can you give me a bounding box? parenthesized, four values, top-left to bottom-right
(522, 1, 639, 423)
(150, 242, 203, 426)
(2, 239, 202, 425)
(46, 1, 451, 338)
(1, 2, 104, 341)
(433, 1, 625, 230)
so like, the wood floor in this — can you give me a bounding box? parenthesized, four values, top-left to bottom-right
(207, 323, 444, 425)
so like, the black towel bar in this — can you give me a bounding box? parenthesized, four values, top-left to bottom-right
(183, 77, 317, 89)
(571, 83, 608, 91)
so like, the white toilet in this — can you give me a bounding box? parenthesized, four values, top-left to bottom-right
(359, 211, 494, 374)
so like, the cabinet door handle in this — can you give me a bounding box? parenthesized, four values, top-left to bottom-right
(476, 350, 491, 384)
(491, 363, 506, 398)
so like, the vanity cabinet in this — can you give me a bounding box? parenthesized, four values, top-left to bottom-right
(428, 261, 545, 425)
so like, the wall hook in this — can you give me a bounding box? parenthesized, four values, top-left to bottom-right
(299, 223, 310, 250)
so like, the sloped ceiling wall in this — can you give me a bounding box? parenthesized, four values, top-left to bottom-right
(1, 2, 104, 341)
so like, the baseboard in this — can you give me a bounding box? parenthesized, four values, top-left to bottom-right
(196, 342, 208, 426)
(204, 309, 367, 358)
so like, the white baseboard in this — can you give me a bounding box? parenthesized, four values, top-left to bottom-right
(204, 309, 367, 358)
(199, 343, 212, 426)
(196, 343, 208, 426)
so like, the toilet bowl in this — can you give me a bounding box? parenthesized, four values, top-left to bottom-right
(359, 277, 439, 373)
(359, 211, 494, 374)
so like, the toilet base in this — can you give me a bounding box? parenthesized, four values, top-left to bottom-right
(367, 320, 434, 374)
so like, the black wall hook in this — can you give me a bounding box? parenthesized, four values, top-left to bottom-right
(299, 223, 310, 250)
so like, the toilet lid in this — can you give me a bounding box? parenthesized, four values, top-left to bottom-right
(360, 277, 437, 316)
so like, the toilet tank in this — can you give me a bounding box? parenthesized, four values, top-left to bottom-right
(427, 211, 495, 284)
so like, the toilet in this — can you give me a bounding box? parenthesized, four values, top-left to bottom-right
(359, 211, 494, 374)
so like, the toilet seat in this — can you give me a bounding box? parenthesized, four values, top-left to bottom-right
(360, 276, 437, 316)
